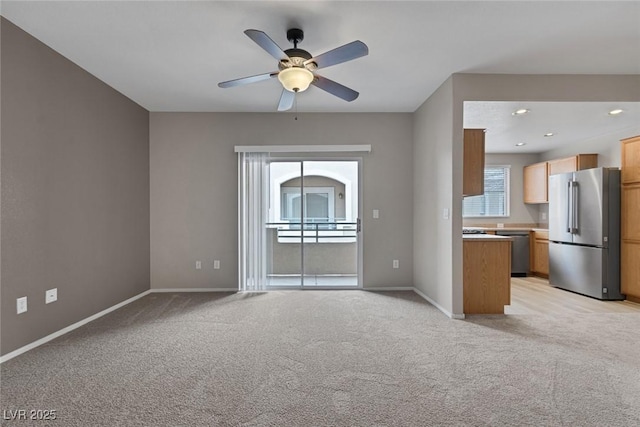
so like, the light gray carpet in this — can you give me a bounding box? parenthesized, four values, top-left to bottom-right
(2, 290, 640, 426)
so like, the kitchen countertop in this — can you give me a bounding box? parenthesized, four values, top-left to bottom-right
(463, 234, 512, 241)
(463, 226, 549, 232)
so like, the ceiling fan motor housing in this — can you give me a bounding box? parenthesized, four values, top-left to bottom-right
(279, 49, 316, 71)
(284, 48, 312, 61)
(287, 28, 304, 46)
(280, 28, 317, 70)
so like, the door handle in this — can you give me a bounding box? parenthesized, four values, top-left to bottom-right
(566, 181, 572, 233)
(572, 181, 579, 234)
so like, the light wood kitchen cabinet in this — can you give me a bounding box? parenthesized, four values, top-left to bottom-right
(463, 236, 511, 314)
(523, 154, 598, 204)
(529, 230, 549, 278)
(622, 183, 640, 242)
(463, 129, 485, 197)
(621, 241, 640, 303)
(621, 135, 640, 184)
(523, 162, 549, 204)
(621, 135, 640, 303)
(548, 154, 598, 176)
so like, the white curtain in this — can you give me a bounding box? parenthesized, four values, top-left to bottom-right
(238, 152, 269, 291)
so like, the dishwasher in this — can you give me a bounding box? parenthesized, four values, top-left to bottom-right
(495, 231, 529, 277)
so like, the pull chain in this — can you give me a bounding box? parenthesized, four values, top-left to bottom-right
(294, 92, 298, 121)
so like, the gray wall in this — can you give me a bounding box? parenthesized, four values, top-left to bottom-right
(1, 18, 150, 356)
(413, 77, 455, 313)
(150, 113, 414, 290)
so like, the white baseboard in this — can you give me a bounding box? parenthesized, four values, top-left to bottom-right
(151, 288, 237, 293)
(366, 286, 465, 319)
(1, 288, 239, 364)
(412, 287, 465, 319)
(364, 286, 414, 292)
(0, 290, 152, 364)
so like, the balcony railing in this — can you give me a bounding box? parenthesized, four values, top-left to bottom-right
(267, 221, 358, 243)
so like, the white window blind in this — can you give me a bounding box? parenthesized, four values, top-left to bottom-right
(463, 166, 510, 218)
(238, 152, 269, 291)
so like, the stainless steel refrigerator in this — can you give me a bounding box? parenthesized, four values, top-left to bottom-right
(548, 167, 623, 300)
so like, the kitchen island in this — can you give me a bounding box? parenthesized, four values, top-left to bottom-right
(463, 234, 512, 314)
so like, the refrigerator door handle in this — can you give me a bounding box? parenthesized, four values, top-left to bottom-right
(567, 180, 573, 233)
(573, 181, 579, 234)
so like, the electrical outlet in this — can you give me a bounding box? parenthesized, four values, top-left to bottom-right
(17, 297, 28, 314)
(195, 261, 202, 270)
(46, 288, 58, 304)
(497, 223, 505, 228)
(393, 260, 399, 269)
(373, 209, 379, 219)
(213, 260, 220, 269)
(443, 208, 450, 220)
(541, 212, 547, 221)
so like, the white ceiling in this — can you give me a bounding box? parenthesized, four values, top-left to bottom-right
(2, 1, 640, 152)
(464, 101, 640, 154)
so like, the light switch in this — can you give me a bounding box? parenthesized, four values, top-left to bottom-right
(195, 261, 202, 270)
(17, 297, 28, 314)
(373, 209, 379, 219)
(443, 208, 450, 219)
(45, 288, 57, 304)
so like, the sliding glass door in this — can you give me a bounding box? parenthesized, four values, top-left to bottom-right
(267, 160, 360, 288)
(267, 161, 303, 287)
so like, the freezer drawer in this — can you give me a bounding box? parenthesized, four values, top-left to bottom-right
(549, 242, 623, 300)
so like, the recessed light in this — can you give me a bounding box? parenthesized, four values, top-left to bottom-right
(515, 142, 527, 146)
(512, 109, 529, 116)
(608, 109, 623, 115)
(544, 133, 555, 137)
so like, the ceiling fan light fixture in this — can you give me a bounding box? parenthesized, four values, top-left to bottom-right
(278, 67, 314, 93)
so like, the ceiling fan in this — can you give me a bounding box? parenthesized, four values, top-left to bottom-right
(218, 28, 368, 111)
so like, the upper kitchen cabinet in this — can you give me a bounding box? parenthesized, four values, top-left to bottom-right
(548, 154, 598, 176)
(463, 129, 485, 197)
(523, 162, 549, 204)
(621, 135, 640, 184)
(621, 135, 640, 303)
(523, 154, 598, 204)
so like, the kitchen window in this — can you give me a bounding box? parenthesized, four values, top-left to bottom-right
(463, 165, 510, 218)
